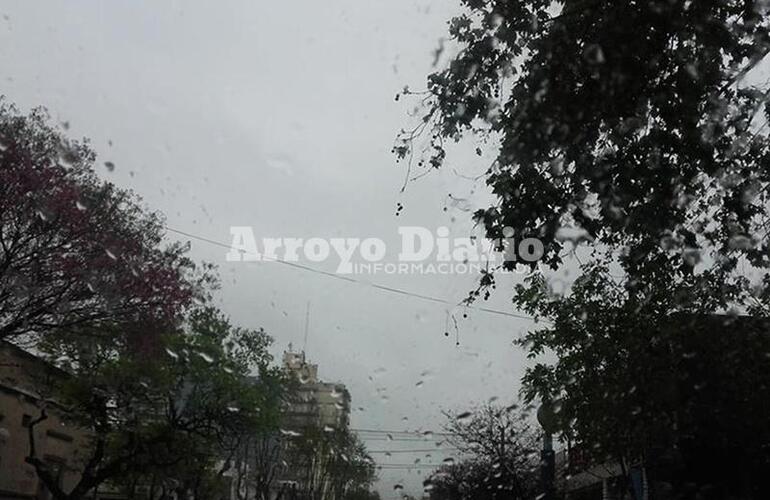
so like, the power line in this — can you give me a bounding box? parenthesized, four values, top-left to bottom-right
(355, 437, 453, 443)
(352, 428, 454, 435)
(358, 438, 447, 442)
(367, 449, 458, 454)
(164, 226, 542, 322)
(374, 464, 450, 468)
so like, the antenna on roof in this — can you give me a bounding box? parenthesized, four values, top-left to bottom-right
(302, 301, 311, 355)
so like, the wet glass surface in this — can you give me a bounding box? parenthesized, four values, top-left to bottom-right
(1, 2, 770, 499)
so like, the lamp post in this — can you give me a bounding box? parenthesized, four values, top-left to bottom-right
(537, 401, 557, 500)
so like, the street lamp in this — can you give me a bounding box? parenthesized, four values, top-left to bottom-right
(537, 400, 557, 500)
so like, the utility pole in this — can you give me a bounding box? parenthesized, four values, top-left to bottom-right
(302, 301, 311, 354)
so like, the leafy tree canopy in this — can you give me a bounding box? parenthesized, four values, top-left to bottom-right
(515, 264, 770, 497)
(28, 306, 286, 500)
(0, 100, 211, 342)
(401, 3, 770, 497)
(397, 0, 770, 290)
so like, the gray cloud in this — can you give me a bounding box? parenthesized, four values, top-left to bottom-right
(0, 1, 539, 496)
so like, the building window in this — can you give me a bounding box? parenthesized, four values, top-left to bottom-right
(46, 430, 73, 443)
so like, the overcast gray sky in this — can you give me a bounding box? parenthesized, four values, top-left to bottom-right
(0, 1, 549, 496)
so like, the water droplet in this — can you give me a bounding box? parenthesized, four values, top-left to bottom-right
(56, 143, 78, 167)
(456, 411, 472, 423)
(728, 235, 753, 250)
(583, 44, 605, 64)
(36, 208, 53, 222)
(682, 248, 701, 266)
(555, 226, 593, 244)
(197, 352, 214, 363)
